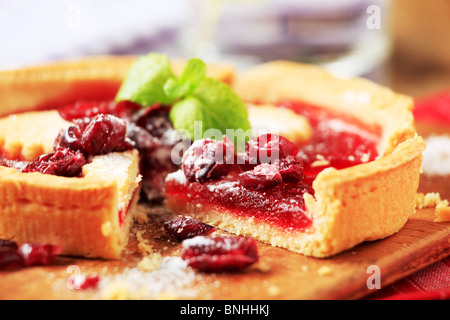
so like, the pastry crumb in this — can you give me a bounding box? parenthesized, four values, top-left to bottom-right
(136, 230, 154, 255)
(101, 281, 134, 300)
(301, 265, 309, 272)
(416, 192, 441, 209)
(415, 192, 450, 222)
(156, 292, 178, 300)
(134, 206, 149, 224)
(266, 285, 281, 297)
(137, 242, 153, 255)
(435, 201, 450, 222)
(101, 221, 112, 237)
(101, 281, 147, 300)
(318, 266, 332, 276)
(137, 253, 162, 272)
(361, 153, 370, 163)
(255, 261, 271, 273)
(311, 159, 330, 167)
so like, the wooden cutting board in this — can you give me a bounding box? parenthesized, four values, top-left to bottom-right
(0, 122, 449, 300)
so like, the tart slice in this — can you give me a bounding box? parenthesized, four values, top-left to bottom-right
(165, 61, 426, 258)
(0, 110, 141, 259)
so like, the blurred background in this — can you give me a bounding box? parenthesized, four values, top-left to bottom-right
(1, 0, 450, 98)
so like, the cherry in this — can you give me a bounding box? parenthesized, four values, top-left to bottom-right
(81, 114, 132, 155)
(23, 148, 86, 177)
(0, 249, 24, 269)
(164, 216, 216, 241)
(18, 243, 62, 266)
(67, 274, 100, 290)
(182, 137, 235, 183)
(133, 104, 172, 140)
(0, 239, 62, 269)
(0, 239, 23, 269)
(238, 163, 282, 191)
(126, 123, 160, 151)
(276, 155, 304, 183)
(54, 124, 84, 152)
(0, 239, 18, 250)
(247, 134, 299, 164)
(181, 236, 258, 272)
(125, 105, 181, 202)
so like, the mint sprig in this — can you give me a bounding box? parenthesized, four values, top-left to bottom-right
(115, 53, 251, 144)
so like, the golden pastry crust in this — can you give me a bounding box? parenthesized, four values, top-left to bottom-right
(167, 61, 426, 257)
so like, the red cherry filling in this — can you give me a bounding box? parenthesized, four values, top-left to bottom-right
(279, 101, 380, 176)
(166, 176, 313, 232)
(181, 236, 258, 272)
(58, 100, 141, 122)
(182, 137, 235, 183)
(164, 216, 216, 241)
(22, 148, 86, 177)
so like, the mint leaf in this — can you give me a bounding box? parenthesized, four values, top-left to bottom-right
(115, 52, 175, 106)
(116, 52, 251, 148)
(169, 78, 251, 148)
(169, 96, 206, 141)
(163, 58, 206, 101)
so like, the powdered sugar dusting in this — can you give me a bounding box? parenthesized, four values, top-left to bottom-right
(99, 256, 199, 299)
(182, 236, 218, 248)
(165, 169, 187, 185)
(422, 135, 450, 176)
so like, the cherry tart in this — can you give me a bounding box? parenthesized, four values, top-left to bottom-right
(165, 61, 425, 258)
(0, 57, 425, 259)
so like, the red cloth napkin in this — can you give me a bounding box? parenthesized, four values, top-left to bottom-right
(413, 91, 450, 125)
(366, 90, 450, 300)
(367, 257, 450, 300)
